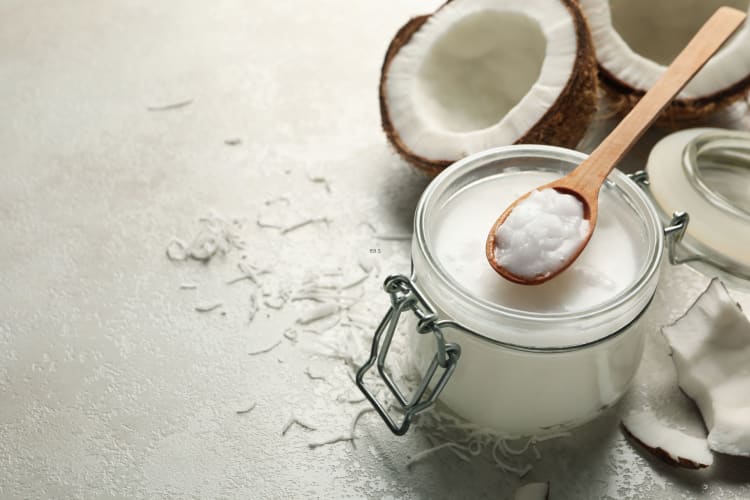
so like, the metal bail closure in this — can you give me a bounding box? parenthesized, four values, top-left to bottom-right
(355, 274, 461, 436)
(664, 211, 691, 264)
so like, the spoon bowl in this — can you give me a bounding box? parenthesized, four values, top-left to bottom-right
(486, 6, 746, 285)
(485, 183, 596, 285)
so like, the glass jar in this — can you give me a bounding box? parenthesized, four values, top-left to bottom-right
(642, 128, 750, 290)
(357, 145, 677, 437)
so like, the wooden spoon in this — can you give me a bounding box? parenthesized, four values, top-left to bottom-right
(486, 6, 746, 285)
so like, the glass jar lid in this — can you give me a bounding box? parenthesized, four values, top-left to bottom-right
(645, 128, 750, 286)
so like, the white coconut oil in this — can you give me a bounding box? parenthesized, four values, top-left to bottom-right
(405, 146, 663, 435)
(494, 188, 590, 280)
(437, 171, 638, 315)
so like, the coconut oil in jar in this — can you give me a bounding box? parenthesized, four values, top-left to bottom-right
(406, 145, 663, 436)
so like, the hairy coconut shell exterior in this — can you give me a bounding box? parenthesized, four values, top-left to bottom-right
(379, 0, 599, 176)
(599, 67, 750, 127)
(379, 15, 445, 175)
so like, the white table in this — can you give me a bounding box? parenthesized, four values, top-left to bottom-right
(2, 1, 749, 498)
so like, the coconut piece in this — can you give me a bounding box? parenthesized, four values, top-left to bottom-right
(512, 482, 549, 500)
(662, 279, 750, 457)
(379, 0, 597, 175)
(579, 0, 750, 124)
(621, 412, 713, 469)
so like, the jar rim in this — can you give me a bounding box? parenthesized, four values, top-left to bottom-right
(413, 145, 664, 348)
(645, 128, 750, 287)
(683, 130, 750, 221)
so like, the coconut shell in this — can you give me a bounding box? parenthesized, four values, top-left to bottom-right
(599, 66, 750, 127)
(379, 14, 446, 176)
(379, 0, 599, 176)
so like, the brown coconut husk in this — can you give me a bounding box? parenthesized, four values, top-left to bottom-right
(379, 0, 599, 176)
(599, 67, 750, 128)
(379, 14, 446, 176)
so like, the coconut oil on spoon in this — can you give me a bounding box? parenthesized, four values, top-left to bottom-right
(486, 6, 747, 285)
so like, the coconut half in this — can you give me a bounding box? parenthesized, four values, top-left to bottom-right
(622, 411, 713, 469)
(662, 279, 750, 457)
(380, 0, 598, 174)
(579, 0, 750, 123)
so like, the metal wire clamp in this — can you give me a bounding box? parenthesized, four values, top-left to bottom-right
(630, 171, 692, 265)
(663, 211, 690, 264)
(355, 274, 461, 436)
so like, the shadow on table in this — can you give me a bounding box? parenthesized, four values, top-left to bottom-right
(374, 155, 433, 236)
(358, 406, 625, 499)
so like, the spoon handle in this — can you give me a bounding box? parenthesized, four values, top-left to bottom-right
(574, 6, 746, 196)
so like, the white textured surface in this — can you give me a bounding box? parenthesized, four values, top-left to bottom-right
(1, 1, 750, 498)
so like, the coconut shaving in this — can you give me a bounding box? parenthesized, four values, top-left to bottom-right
(164, 208, 566, 473)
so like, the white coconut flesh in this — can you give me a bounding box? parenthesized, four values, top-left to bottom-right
(662, 279, 750, 457)
(579, 0, 750, 98)
(622, 412, 713, 468)
(385, 0, 578, 161)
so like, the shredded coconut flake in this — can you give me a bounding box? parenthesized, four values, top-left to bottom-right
(166, 214, 244, 263)
(512, 481, 549, 500)
(304, 367, 326, 381)
(195, 302, 222, 313)
(374, 233, 412, 241)
(236, 403, 257, 415)
(248, 340, 282, 356)
(281, 217, 330, 234)
(297, 303, 340, 325)
(350, 407, 376, 440)
(308, 434, 355, 449)
(282, 415, 317, 436)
